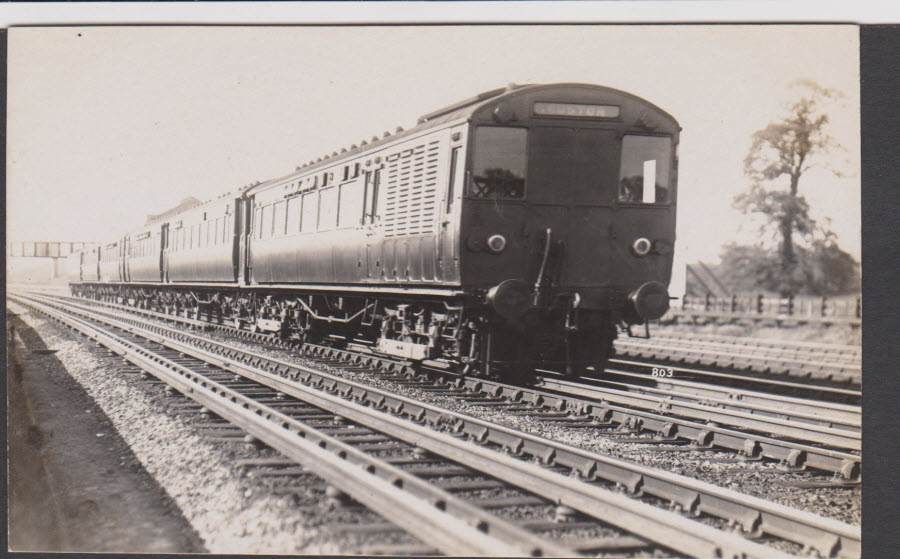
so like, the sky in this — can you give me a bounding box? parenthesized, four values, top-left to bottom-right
(7, 25, 861, 282)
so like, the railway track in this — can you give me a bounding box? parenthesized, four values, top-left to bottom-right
(11, 291, 861, 557)
(604, 358, 861, 405)
(615, 333, 861, 387)
(18, 291, 862, 480)
(630, 331, 860, 366)
(27, 291, 862, 402)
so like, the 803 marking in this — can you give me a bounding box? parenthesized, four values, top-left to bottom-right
(652, 367, 674, 378)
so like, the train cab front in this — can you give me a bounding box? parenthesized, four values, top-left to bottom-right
(459, 83, 680, 377)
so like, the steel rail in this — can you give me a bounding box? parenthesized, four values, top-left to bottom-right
(626, 339, 860, 369)
(15, 293, 802, 559)
(583, 368, 861, 427)
(609, 357, 862, 399)
(29, 291, 863, 399)
(534, 375, 860, 449)
(46, 292, 865, 401)
(16, 292, 861, 558)
(20, 291, 864, 473)
(454, 374, 861, 479)
(621, 334, 861, 362)
(14, 297, 575, 557)
(615, 339, 861, 375)
(641, 331, 861, 355)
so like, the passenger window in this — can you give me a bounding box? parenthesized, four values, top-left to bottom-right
(338, 180, 364, 228)
(470, 127, 527, 199)
(273, 201, 287, 237)
(255, 208, 263, 239)
(363, 169, 380, 224)
(447, 146, 461, 213)
(618, 135, 672, 204)
(261, 205, 274, 239)
(286, 197, 301, 233)
(318, 187, 338, 230)
(300, 192, 317, 232)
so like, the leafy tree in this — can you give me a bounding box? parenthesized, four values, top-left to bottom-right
(735, 80, 849, 294)
(715, 239, 860, 296)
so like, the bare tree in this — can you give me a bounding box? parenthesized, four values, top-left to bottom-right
(735, 80, 847, 294)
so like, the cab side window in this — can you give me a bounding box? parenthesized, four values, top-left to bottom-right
(470, 127, 527, 199)
(618, 135, 672, 204)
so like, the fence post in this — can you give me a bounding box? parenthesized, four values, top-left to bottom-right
(757, 294, 764, 314)
(705, 293, 712, 311)
(731, 295, 738, 313)
(821, 296, 828, 317)
(787, 294, 794, 316)
(856, 297, 862, 318)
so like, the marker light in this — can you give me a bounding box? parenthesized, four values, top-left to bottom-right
(632, 237, 652, 256)
(486, 234, 507, 254)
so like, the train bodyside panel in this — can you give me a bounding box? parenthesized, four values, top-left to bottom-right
(81, 247, 100, 282)
(165, 198, 238, 283)
(98, 241, 123, 283)
(247, 123, 468, 287)
(126, 225, 164, 282)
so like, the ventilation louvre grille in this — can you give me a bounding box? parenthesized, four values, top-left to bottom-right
(382, 139, 441, 237)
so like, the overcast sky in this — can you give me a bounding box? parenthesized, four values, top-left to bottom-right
(8, 25, 860, 272)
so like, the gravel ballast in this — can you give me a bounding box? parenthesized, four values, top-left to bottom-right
(201, 328, 862, 527)
(8, 301, 422, 555)
(12, 294, 860, 553)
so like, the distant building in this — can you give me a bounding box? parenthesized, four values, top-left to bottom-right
(684, 261, 730, 298)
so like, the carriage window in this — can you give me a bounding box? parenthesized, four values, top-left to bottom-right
(318, 187, 338, 230)
(273, 201, 287, 237)
(447, 146, 461, 213)
(470, 127, 527, 199)
(363, 169, 380, 224)
(618, 135, 672, 204)
(338, 180, 364, 228)
(286, 197, 302, 233)
(301, 191, 318, 232)
(261, 204, 274, 239)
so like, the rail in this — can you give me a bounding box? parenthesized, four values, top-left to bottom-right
(11, 291, 861, 557)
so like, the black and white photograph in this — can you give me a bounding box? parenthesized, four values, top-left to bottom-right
(7, 20, 867, 558)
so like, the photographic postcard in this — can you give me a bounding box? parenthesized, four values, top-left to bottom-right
(7, 23, 863, 556)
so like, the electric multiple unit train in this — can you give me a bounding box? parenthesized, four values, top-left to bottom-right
(69, 83, 679, 379)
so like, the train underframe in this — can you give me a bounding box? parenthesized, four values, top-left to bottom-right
(70, 282, 617, 381)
